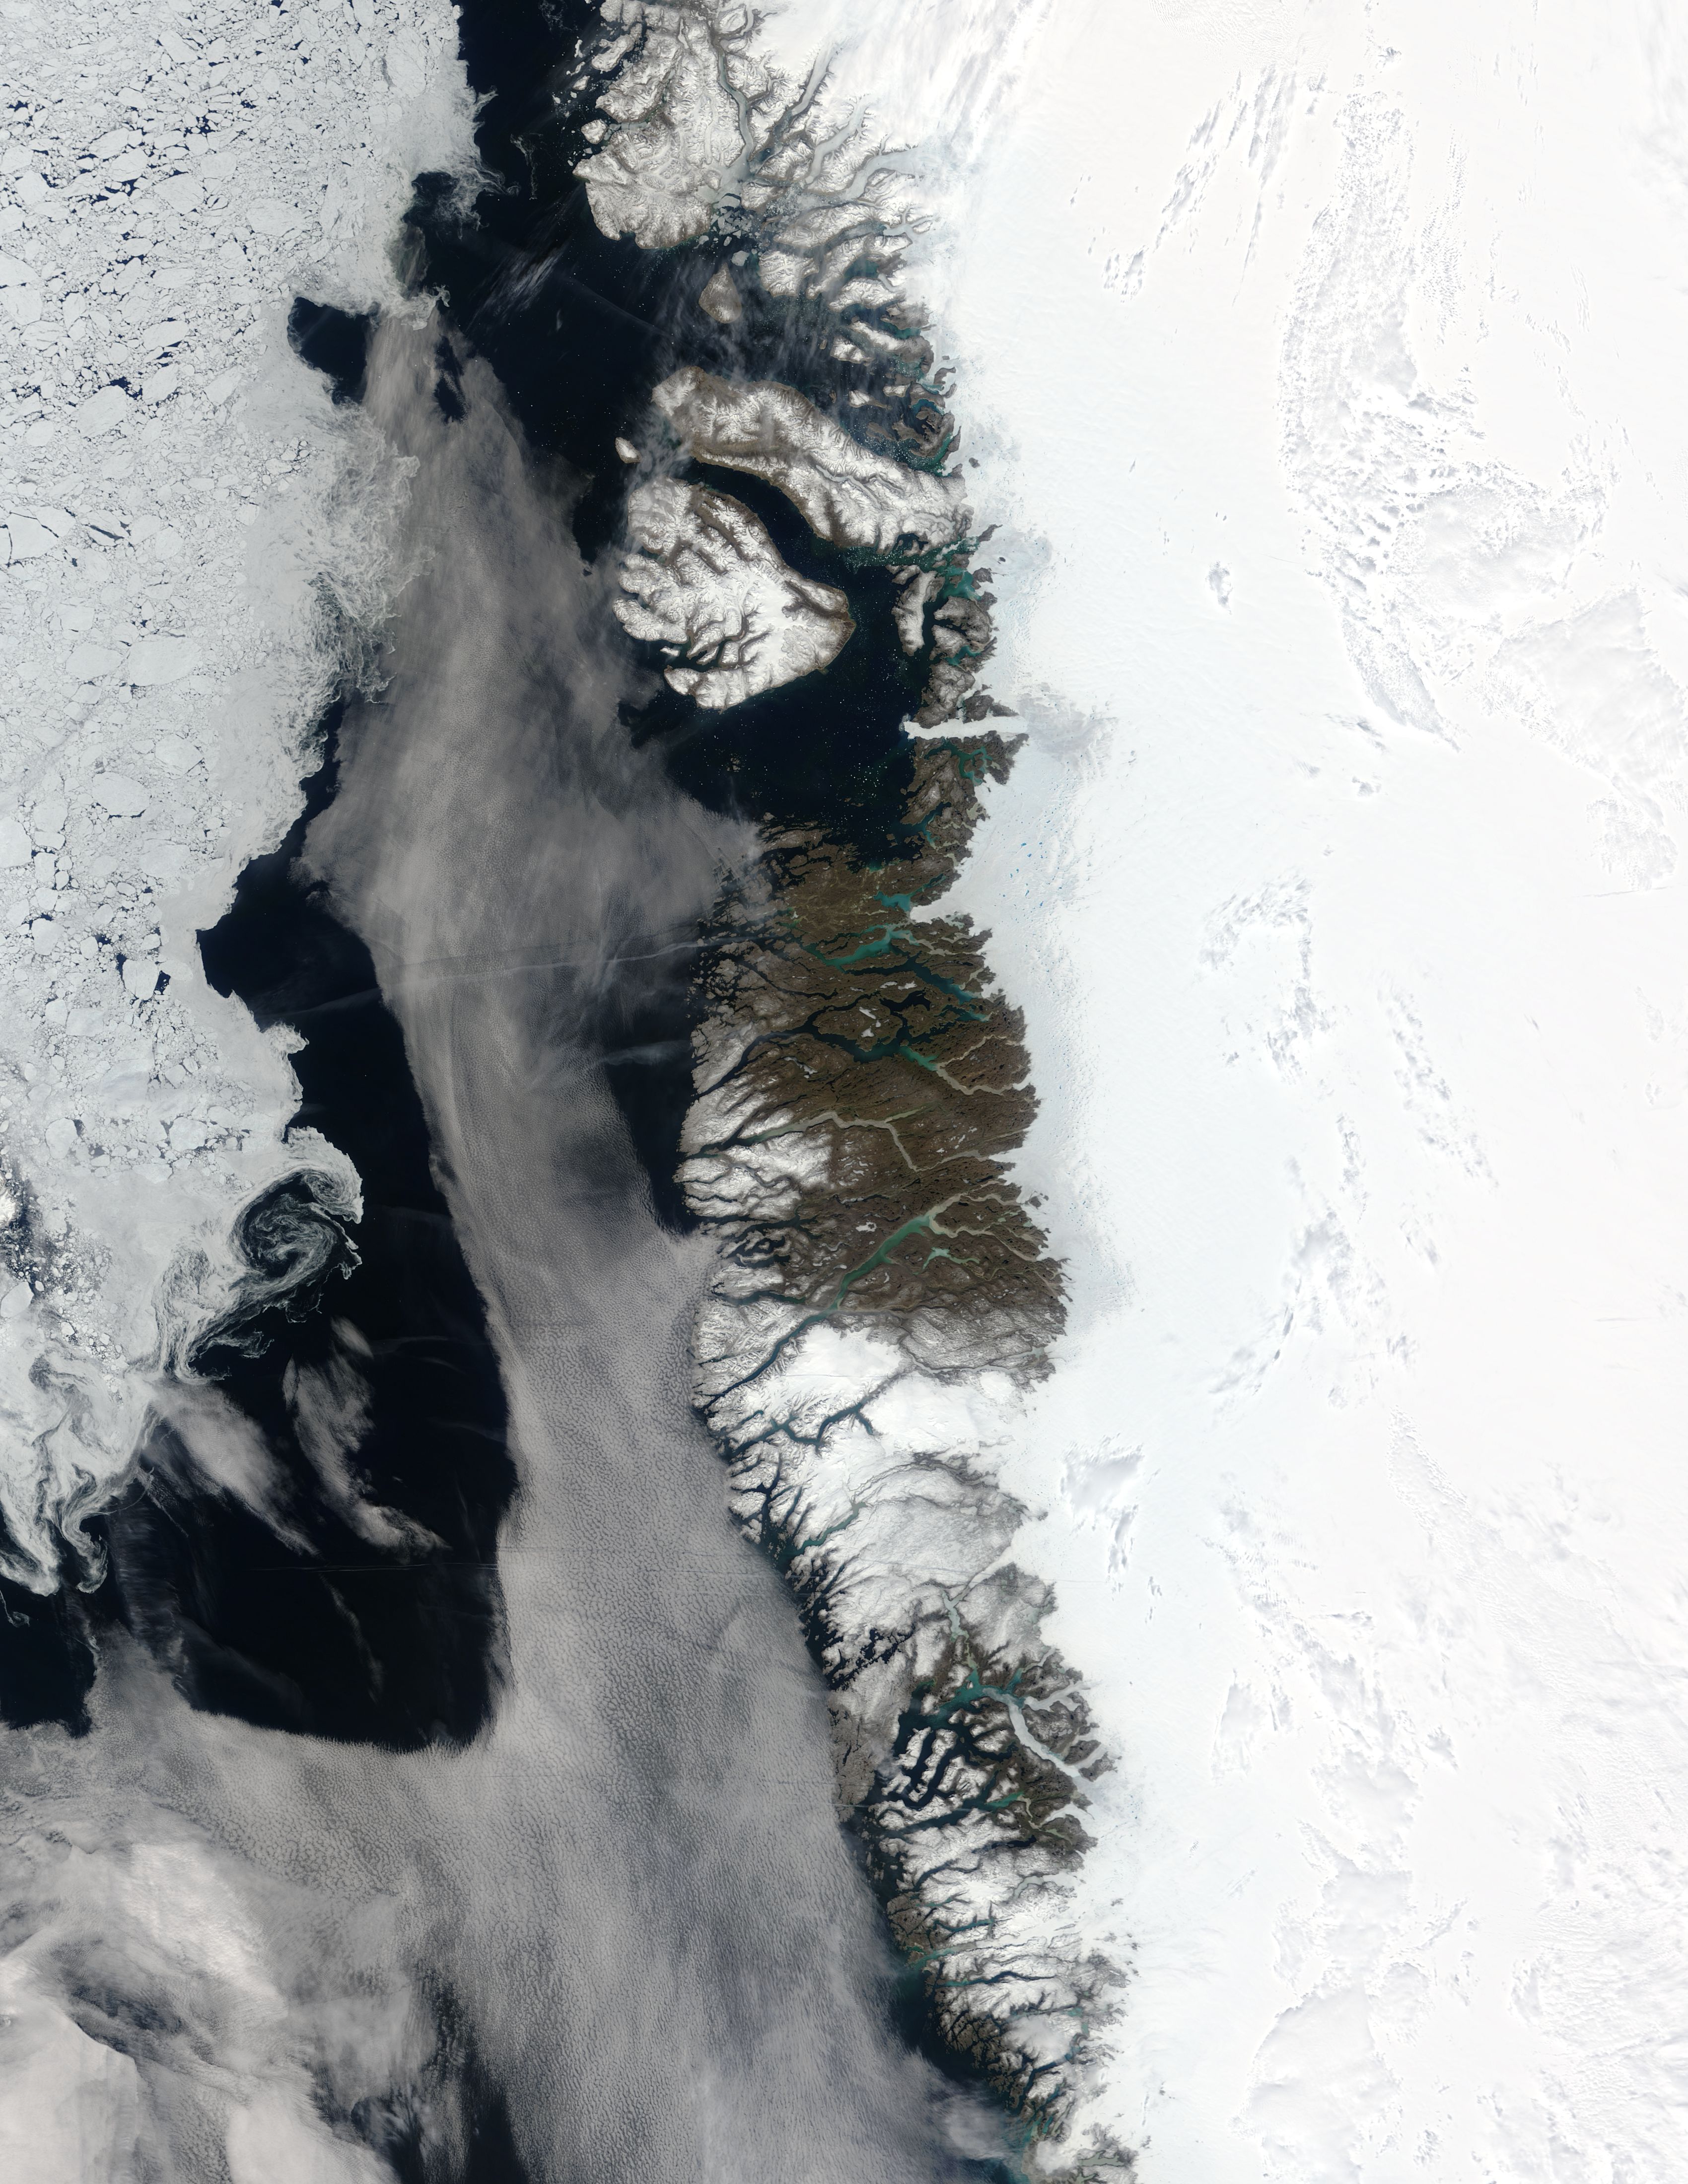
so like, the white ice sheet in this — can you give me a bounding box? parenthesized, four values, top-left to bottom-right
(909, 0, 1688, 2171)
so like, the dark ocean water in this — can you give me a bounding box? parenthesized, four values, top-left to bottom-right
(400, 0, 929, 861)
(120, 710, 515, 1749)
(0, 7, 1020, 2176)
(68, 0, 940, 1788)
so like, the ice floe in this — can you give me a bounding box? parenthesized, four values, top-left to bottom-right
(0, 0, 473, 1587)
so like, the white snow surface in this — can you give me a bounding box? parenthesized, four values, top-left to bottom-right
(651, 365, 968, 554)
(828, 0, 1688, 2173)
(576, 0, 937, 313)
(0, 0, 473, 1586)
(574, 0, 750, 249)
(615, 475, 854, 707)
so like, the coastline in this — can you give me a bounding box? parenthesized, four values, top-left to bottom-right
(6, 0, 1687, 2176)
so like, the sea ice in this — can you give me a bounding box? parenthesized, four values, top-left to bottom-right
(0, 0, 473, 1588)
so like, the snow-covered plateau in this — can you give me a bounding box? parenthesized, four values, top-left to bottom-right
(874, 0, 1688, 2175)
(615, 474, 854, 707)
(650, 365, 967, 556)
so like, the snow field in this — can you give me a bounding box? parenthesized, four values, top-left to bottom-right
(914, 0, 1688, 2173)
